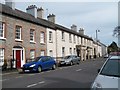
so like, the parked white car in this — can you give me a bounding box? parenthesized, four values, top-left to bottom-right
(91, 56, 120, 90)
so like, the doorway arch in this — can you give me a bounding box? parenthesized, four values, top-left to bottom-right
(12, 46, 25, 68)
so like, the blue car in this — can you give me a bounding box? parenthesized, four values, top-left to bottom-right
(22, 56, 56, 73)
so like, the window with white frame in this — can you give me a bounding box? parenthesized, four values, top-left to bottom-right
(40, 32, 45, 43)
(69, 34, 72, 43)
(0, 48, 4, 66)
(70, 48, 72, 55)
(41, 50, 45, 56)
(15, 26, 22, 40)
(30, 50, 35, 59)
(0, 22, 5, 39)
(81, 38, 83, 45)
(62, 47, 65, 57)
(62, 31, 65, 40)
(49, 31, 53, 42)
(74, 48, 76, 54)
(73, 35, 76, 43)
(77, 36, 79, 44)
(49, 50, 53, 57)
(30, 29, 35, 42)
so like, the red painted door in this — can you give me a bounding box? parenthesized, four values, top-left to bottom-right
(16, 50, 21, 68)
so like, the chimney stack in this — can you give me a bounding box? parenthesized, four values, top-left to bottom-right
(47, 14, 55, 23)
(37, 7, 44, 19)
(5, 0, 15, 10)
(79, 28, 84, 35)
(26, 5, 37, 18)
(71, 24, 77, 32)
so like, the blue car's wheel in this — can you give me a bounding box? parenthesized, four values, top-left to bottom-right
(38, 66, 42, 73)
(52, 64, 56, 70)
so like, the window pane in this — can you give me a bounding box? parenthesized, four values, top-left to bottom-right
(49, 50, 53, 57)
(30, 29, 34, 41)
(62, 32, 64, 40)
(70, 48, 72, 54)
(0, 22, 4, 38)
(30, 50, 35, 59)
(0, 48, 4, 66)
(41, 50, 45, 56)
(40, 32, 45, 43)
(49, 31, 52, 41)
(62, 47, 65, 57)
(16, 26, 21, 39)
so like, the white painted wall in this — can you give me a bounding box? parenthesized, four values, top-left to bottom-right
(56, 30, 80, 57)
(46, 28, 57, 58)
(46, 28, 101, 59)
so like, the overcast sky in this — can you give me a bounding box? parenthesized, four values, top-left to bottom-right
(1, 0, 119, 46)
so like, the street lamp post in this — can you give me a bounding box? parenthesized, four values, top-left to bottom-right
(96, 29, 100, 57)
(96, 29, 100, 42)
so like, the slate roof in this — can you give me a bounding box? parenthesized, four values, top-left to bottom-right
(0, 3, 93, 40)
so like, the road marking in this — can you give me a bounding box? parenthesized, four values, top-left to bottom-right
(76, 69, 82, 72)
(27, 81, 45, 88)
(38, 81, 45, 84)
(27, 83, 37, 88)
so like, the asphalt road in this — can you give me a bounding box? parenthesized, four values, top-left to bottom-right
(1, 57, 106, 89)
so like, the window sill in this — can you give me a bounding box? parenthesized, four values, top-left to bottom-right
(49, 41, 53, 43)
(30, 41, 36, 44)
(62, 39, 65, 42)
(15, 39, 23, 42)
(0, 37, 6, 40)
(40, 42, 46, 45)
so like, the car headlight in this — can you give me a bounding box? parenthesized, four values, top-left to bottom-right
(92, 82, 102, 90)
(30, 64, 36, 67)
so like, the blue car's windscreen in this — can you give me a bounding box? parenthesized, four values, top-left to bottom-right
(29, 57, 41, 62)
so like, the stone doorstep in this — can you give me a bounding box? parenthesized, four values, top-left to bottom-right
(17, 68, 23, 73)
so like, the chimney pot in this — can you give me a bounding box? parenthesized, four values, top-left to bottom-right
(47, 14, 56, 23)
(71, 24, 77, 32)
(79, 28, 84, 35)
(37, 7, 44, 19)
(26, 5, 37, 18)
(5, 0, 15, 10)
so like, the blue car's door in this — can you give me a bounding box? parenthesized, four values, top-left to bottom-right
(41, 57, 48, 70)
(46, 57, 54, 68)
(41, 56, 54, 70)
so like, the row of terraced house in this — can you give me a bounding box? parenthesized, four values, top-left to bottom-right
(0, 1, 107, 69)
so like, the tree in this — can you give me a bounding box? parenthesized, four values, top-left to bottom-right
(113, 26, 120, 47)
(113, 26, 120, 37)
(107, 41, 118, 54)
